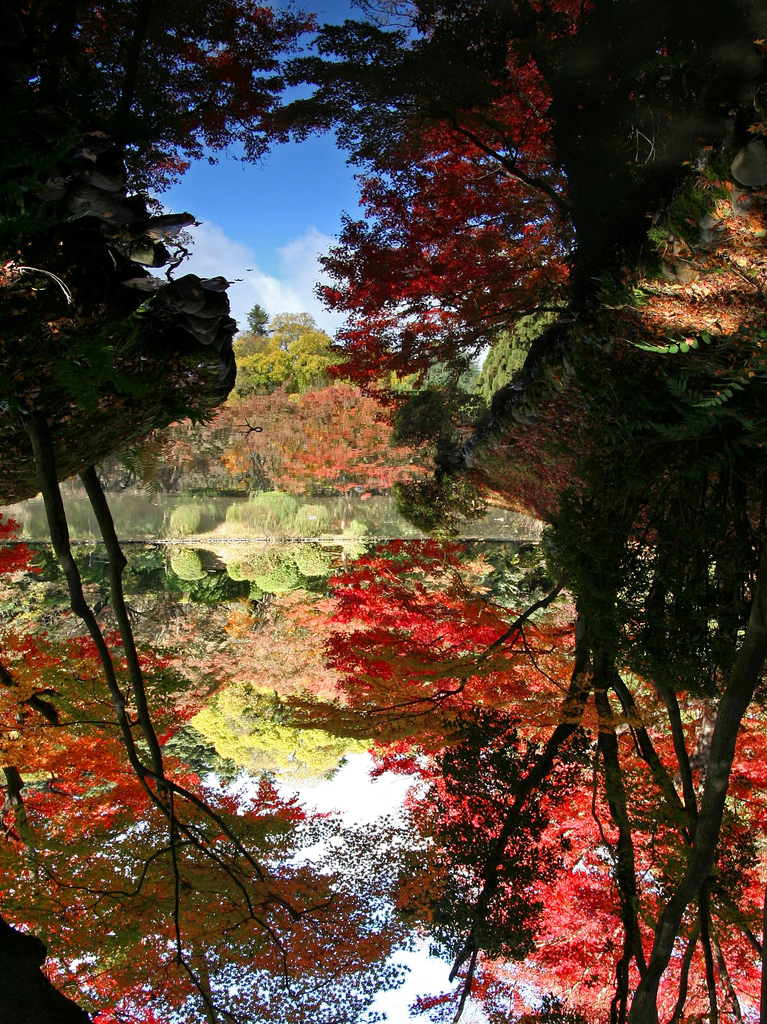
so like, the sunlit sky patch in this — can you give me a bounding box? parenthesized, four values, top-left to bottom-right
(162, 0, 363, 336)
(209, 752, 489, 1020)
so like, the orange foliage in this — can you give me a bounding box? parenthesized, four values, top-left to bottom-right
(167, 381, 427, 493)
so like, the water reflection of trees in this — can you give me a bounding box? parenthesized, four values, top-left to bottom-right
(7, 492, 767, 1021)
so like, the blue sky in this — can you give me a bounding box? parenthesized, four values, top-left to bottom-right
(162, 0, 363, 337)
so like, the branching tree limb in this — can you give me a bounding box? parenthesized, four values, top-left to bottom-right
(593, 657, 647, 992)
(448, 608, 591, 1019)
(79, 465, 164, 777)
(629, 541, 767, 1023)
(18, 409, 313, 1021)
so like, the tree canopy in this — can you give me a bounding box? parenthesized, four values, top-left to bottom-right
(232, 311, 337, 397)
(22, 0, 311, 188)
(278, 0, 764, 386)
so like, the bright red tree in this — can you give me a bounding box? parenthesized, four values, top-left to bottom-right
(321, 121, 569, 388)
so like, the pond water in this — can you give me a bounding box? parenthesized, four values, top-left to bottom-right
(1, 490, 542, 543)
(1, 526, 552, 1022)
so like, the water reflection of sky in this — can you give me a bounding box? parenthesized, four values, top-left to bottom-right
(240, 752, 488, 1023)
(198, 756, 453, 1021)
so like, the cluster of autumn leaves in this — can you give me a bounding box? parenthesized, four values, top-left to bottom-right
(104, 310, 432, 498)
(4, 513, 767, 1022)
(6, 0, 767, 1021)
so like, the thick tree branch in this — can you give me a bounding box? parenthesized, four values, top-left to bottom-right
(699, 885, 719, 1024)
(610, 673, 691, 838)
(79, 465, 164, 778)
(710, 923, 741, 1022)
(20, 411, 154, 788)
(1, 767, 37, 872)
(0, 913, 91, 1024)
(658, 686, 698, 822)
(594, 657, 647, 980)
(113, 0, 153, 126)
(667, 922, 700, 1024)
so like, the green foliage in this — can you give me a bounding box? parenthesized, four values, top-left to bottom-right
(48, 317, 163, 417)
(225, 542, 335, 594)
(477, 314, 557, 401)
(184, 570, 250, 605)
(169, 504, 202, 537)
(253, 559, 303, 594)
(392, 363, 484, 470)
(630, 330, 713, 355)
(247, 303, 269, 336)
(666, 180, 721, 247)
(468, 541, 552, 610)
(169, 548, 205, 581)
(394, 474, 487, 538)
(227, 491, 301, 535)
(293, 504, 331, 537)
(232, 313, 336, 397)
(629, 331, 767, 443)
(225, 548, 277, 582)
(162, 725, 240, 784)
(540, 320, 767, 685)
(285, 325, 338, 392)
(233, 332, 291, 395)
(647, 175, 727, 254)
(292, 544, 333, 577)
(251, 490, 299, 524)
(392, 388, 453, 446)
(339, 520, 369, 560)
(343, 519, 367, 539)
(0, 124, 79, 245)
(227, 491, 298, 532)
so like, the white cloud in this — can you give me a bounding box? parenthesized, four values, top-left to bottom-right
(294, 751, 414, 826)
(175, 221, 344, 337)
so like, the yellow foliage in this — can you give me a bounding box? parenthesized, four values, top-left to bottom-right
(192, 684, 368, 780)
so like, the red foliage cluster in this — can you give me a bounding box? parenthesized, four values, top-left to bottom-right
(325, 541, 573, 732)
(318, 54, 570, 387)
(165, 381, 427, 493)
(0, 515, 38, 576)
